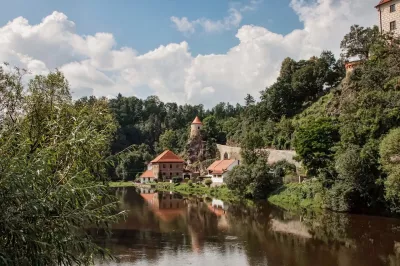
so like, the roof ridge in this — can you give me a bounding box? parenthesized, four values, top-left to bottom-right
(151, 150, 184, 163)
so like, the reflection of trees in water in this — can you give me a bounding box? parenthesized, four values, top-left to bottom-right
(225, 202, 400, 266)
(108, 188, 400, 266)
(185, 197, 221, 252)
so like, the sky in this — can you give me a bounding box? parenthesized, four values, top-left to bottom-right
(0, 0, 379, 107)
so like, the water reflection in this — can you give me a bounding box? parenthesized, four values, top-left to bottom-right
(97, 187, 400, 266)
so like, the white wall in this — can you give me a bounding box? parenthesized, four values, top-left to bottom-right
(210, 160, 240, 183)
(379, 0, 400, 35)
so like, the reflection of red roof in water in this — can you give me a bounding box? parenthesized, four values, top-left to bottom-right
(140, 193, 185, 222)
(208, 204, 226, 216)
(152, 209, 185, 222)
(141, 193, 156, 203)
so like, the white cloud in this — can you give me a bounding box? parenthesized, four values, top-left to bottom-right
(240, 0, 263, 12)
(170, 0, 263, 34)
(171, 8, 243, 34)
(170, 16, 195, 34)
(0, 1, 378, 107)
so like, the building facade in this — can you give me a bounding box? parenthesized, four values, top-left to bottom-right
(376, 0, 400, 35)
(206, 159, 240, 184)
(139, 150, 185, 183)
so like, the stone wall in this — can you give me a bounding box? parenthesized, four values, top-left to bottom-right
(216, 144, 301, 168)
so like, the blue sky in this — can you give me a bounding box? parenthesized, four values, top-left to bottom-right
(0, 0, 302, 55)
(0, 0, 377, 106)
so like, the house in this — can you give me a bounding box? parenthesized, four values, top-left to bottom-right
(206, 159, 240, 183)
(376, 0, 400, 35)
(139, 150, 185, 183)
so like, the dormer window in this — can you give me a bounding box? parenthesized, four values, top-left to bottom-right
(390, 4, 396, 13)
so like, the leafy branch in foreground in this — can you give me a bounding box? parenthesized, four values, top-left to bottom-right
(0, 66, 124, 265)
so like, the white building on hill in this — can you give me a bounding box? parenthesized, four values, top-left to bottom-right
(376, 0, 400, 35)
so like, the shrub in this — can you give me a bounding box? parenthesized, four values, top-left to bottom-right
(172, 176, 183, 184)
(188, 180, 193, 187)
(204, 178, 212, 187)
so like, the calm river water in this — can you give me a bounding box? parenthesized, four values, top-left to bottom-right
(96, 187, 400, 266)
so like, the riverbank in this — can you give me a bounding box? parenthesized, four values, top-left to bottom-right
(109, 181, 136, 187)
(156, 182, 239, 202)
(268, 180, 324, 211)
(109, 180, 322, 209)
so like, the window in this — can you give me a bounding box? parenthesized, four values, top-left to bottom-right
(390, 21, 397, 31)
(390, 4, 396, 12)
(170, 172, 172, 176)
(198, 126, 200, 129)
(170, 164, 172, 168)
(163, 164, 166, 168)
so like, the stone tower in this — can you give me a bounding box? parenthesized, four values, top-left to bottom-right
(190, 116, 203, 138)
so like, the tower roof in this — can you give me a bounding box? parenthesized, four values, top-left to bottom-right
(375, 0, 393, 8)
(192, 116, 203, 125)
(151, 150, 184, 163)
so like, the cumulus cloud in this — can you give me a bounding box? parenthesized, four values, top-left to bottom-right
(0, 0, 378, 107)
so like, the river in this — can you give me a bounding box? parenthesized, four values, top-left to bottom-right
(95, 187, 400, 266)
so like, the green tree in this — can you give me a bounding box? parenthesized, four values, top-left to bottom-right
(226, 159, 277, 199)
(340, 25, 380, 60)
(0, 67, 123, 265)
(244, 94, 255, 106)
(158, 129, 179, 153)
(226, 165, 252, 195)
(240, 131, 266, 165)
(204, 178, 213, 187)
(115, 144, 153, 181)
(380, 128, 400, 213)
(294, 118, 339, 176)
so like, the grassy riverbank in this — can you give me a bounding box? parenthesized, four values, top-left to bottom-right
(109, 181, 136, 187)
(268, 180, 324, 210)
(156, 182, 239, 202)
(109, 179, 324, 211)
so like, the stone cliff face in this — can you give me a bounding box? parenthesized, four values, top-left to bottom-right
(186, 134, 205, 164)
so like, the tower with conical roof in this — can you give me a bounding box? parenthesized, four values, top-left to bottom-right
(190, 116, 203, 138)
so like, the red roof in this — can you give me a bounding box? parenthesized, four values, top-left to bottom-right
(207, 160, 237, 174)
(375, 0, 393, 8)
(151, 150, 184, 163)
(140, 169, 155, 178)
(192, 116, 203, 125)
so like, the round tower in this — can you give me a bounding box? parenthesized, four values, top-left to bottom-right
(190, 116, 203, 138)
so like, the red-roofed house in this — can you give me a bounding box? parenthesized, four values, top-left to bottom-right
(139, 150, 186, 183)
(207, 159, 240, 183)
(376, 0, 400, 35)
